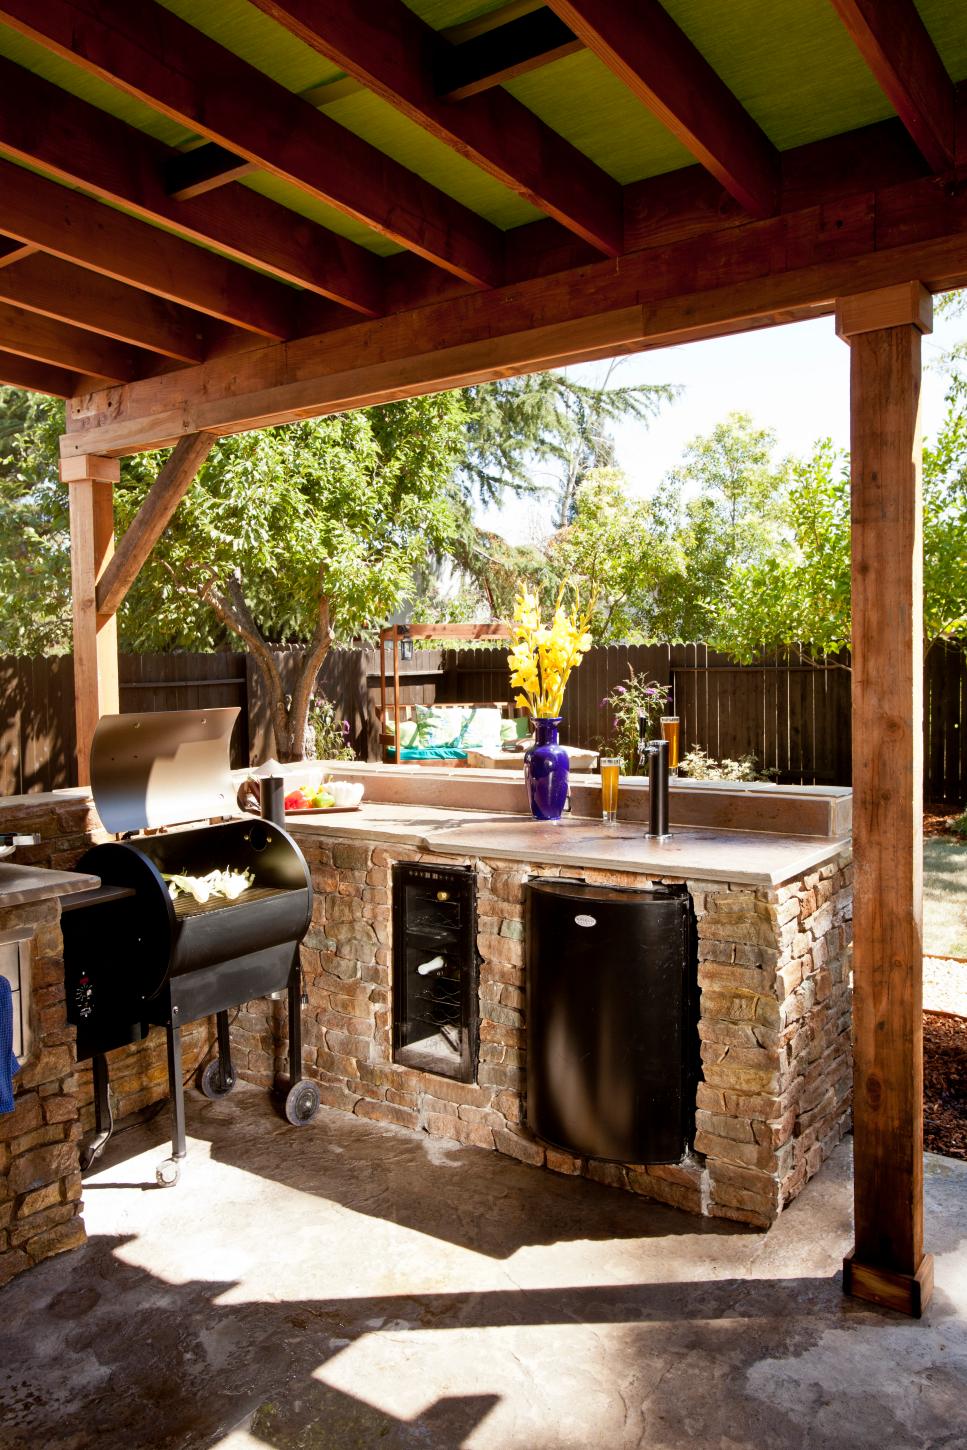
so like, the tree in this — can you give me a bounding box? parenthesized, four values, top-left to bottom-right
(644, 412, 791, 640)
(0, 389, 72, 654)
(0, 387, 465, 760)
(547, 469, 685, 641)
(713, 380, 967, 662)
(459, 364, 677, 524)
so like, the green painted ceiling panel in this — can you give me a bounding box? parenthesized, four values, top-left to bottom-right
(155, 0, 342, 92)
(663, 0, 897, 150)
(918, 0, 967, 81)
(324, 90, 541, 229)
(506, 50, 694, 184)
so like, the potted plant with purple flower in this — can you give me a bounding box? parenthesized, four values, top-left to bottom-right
(600, 670, 671, 775)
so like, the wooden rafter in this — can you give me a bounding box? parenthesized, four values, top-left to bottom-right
(248, 0, 622, 256)
(0, 236, 37, 269)
(59, 165, 967, 457)
(0, 254, 211, 364)
(0, 55, 382, 318)
(0, 348, 76, 397)
(434, 8, 581, 100)
(96, 433, 214, 619)
(829, 0, 956, 173)
(546, 0, 779, 218)
(0, 299, 147, 382)
(0, 0, 503, 288)
(165, 146, 255, 204)
(0, 157, 294, 338)
(160, 7, 579, 199)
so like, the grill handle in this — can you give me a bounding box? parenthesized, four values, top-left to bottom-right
(260, 775, 286, 828)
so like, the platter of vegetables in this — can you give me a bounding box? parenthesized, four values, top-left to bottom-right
(283, 781, 362, 813)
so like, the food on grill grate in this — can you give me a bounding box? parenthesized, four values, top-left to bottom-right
(163, 867, 255, 903)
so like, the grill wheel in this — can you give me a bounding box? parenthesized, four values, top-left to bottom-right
(199, 1059, 236, 1099)
(284, 1079, 321, 1126)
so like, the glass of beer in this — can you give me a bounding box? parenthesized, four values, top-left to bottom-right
(600, 757, 621, 822)
(660, 716, 680, 770)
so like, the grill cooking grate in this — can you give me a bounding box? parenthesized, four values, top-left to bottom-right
(171, 883, 294, 918)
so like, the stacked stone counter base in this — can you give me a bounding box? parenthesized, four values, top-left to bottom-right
(0, 893, 85, 1287)
(236, 833, 853, 1229)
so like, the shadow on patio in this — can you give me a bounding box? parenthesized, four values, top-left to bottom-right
(1, 1084, 965, 1449)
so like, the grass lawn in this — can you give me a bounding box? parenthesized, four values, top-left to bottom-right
(923, 836, 967, 958)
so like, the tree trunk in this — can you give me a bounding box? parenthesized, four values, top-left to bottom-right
(202, 573, 333, 763)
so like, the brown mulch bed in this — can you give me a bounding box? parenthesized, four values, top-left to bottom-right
(924, 1010, 967, 1161)
(924, 803, 965, 838)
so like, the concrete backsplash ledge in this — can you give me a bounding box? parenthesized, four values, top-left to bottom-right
(265, 762, 852, 840)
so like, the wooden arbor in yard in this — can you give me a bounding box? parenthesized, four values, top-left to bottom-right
(1, 0, 963, 1317)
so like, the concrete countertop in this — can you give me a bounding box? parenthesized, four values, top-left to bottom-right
(287, 803, 848, 887)
(0, 863, 99, 908)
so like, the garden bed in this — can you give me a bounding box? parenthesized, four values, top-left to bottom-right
(924, 1010, 967, 1162)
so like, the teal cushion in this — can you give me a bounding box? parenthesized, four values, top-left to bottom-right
(398, 745, 468, 760)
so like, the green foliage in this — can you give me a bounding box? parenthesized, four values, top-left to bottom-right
(679, 747, 774, 782)
(598, 670, 671, 775)
(951, 809, 967, 841)
(548, 469, 675, 641)
(714, 378, 967, 661)
(648, 412, 791, 640)
(459, 367, 676, 523)
(120, 396, 464, 652)
(305, 694, 356, 762)
(713, 440, 851, 662)
(0, 389, 70, 654)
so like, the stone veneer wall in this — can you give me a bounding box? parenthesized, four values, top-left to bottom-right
(234, 832, 853, 1228)
(0, 892, 86, 1286)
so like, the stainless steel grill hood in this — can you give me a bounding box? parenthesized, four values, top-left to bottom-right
(90, 707, 241, 834)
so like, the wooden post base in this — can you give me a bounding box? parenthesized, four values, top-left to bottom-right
(843, 1249, 934, 1317)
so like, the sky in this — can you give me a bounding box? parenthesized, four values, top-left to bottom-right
(479, 301, 967, 546)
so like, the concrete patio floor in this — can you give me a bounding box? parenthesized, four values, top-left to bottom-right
(2, 1085, 966, 1450)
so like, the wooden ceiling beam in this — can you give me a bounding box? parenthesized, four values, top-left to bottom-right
(0, 157, 296, 339)
(0, 55, 381, 317)
(0, 348, 77, 397)
(435, 8, 581, 100)
(248, 0, 623, 256)
(828, 0, 956, 173)
(60, 167, 967, 457)
(0, 0, 502, 288)
(546, 0, 779, 218)
(0, 299, 148, 382)
(0, 254, 213, 363)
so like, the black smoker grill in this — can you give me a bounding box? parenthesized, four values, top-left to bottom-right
(61, 707, 319, 1186)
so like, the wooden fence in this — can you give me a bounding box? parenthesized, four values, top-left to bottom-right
(0, 653, 248, 796)
(3, 640, 965, 804)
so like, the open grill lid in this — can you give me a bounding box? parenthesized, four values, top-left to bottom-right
(90, 707, 241, 835)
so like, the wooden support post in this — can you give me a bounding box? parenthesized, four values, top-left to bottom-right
(836, 280, 934, 1317)
(60, 454, 121, 786)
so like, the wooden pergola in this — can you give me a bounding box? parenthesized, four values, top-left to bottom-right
(2, 0, 962, 1316)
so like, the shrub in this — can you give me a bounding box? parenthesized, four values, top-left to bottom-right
(679, 746, 774, 782)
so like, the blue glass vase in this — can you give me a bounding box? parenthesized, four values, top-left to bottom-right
(524, 717, 569, 822)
